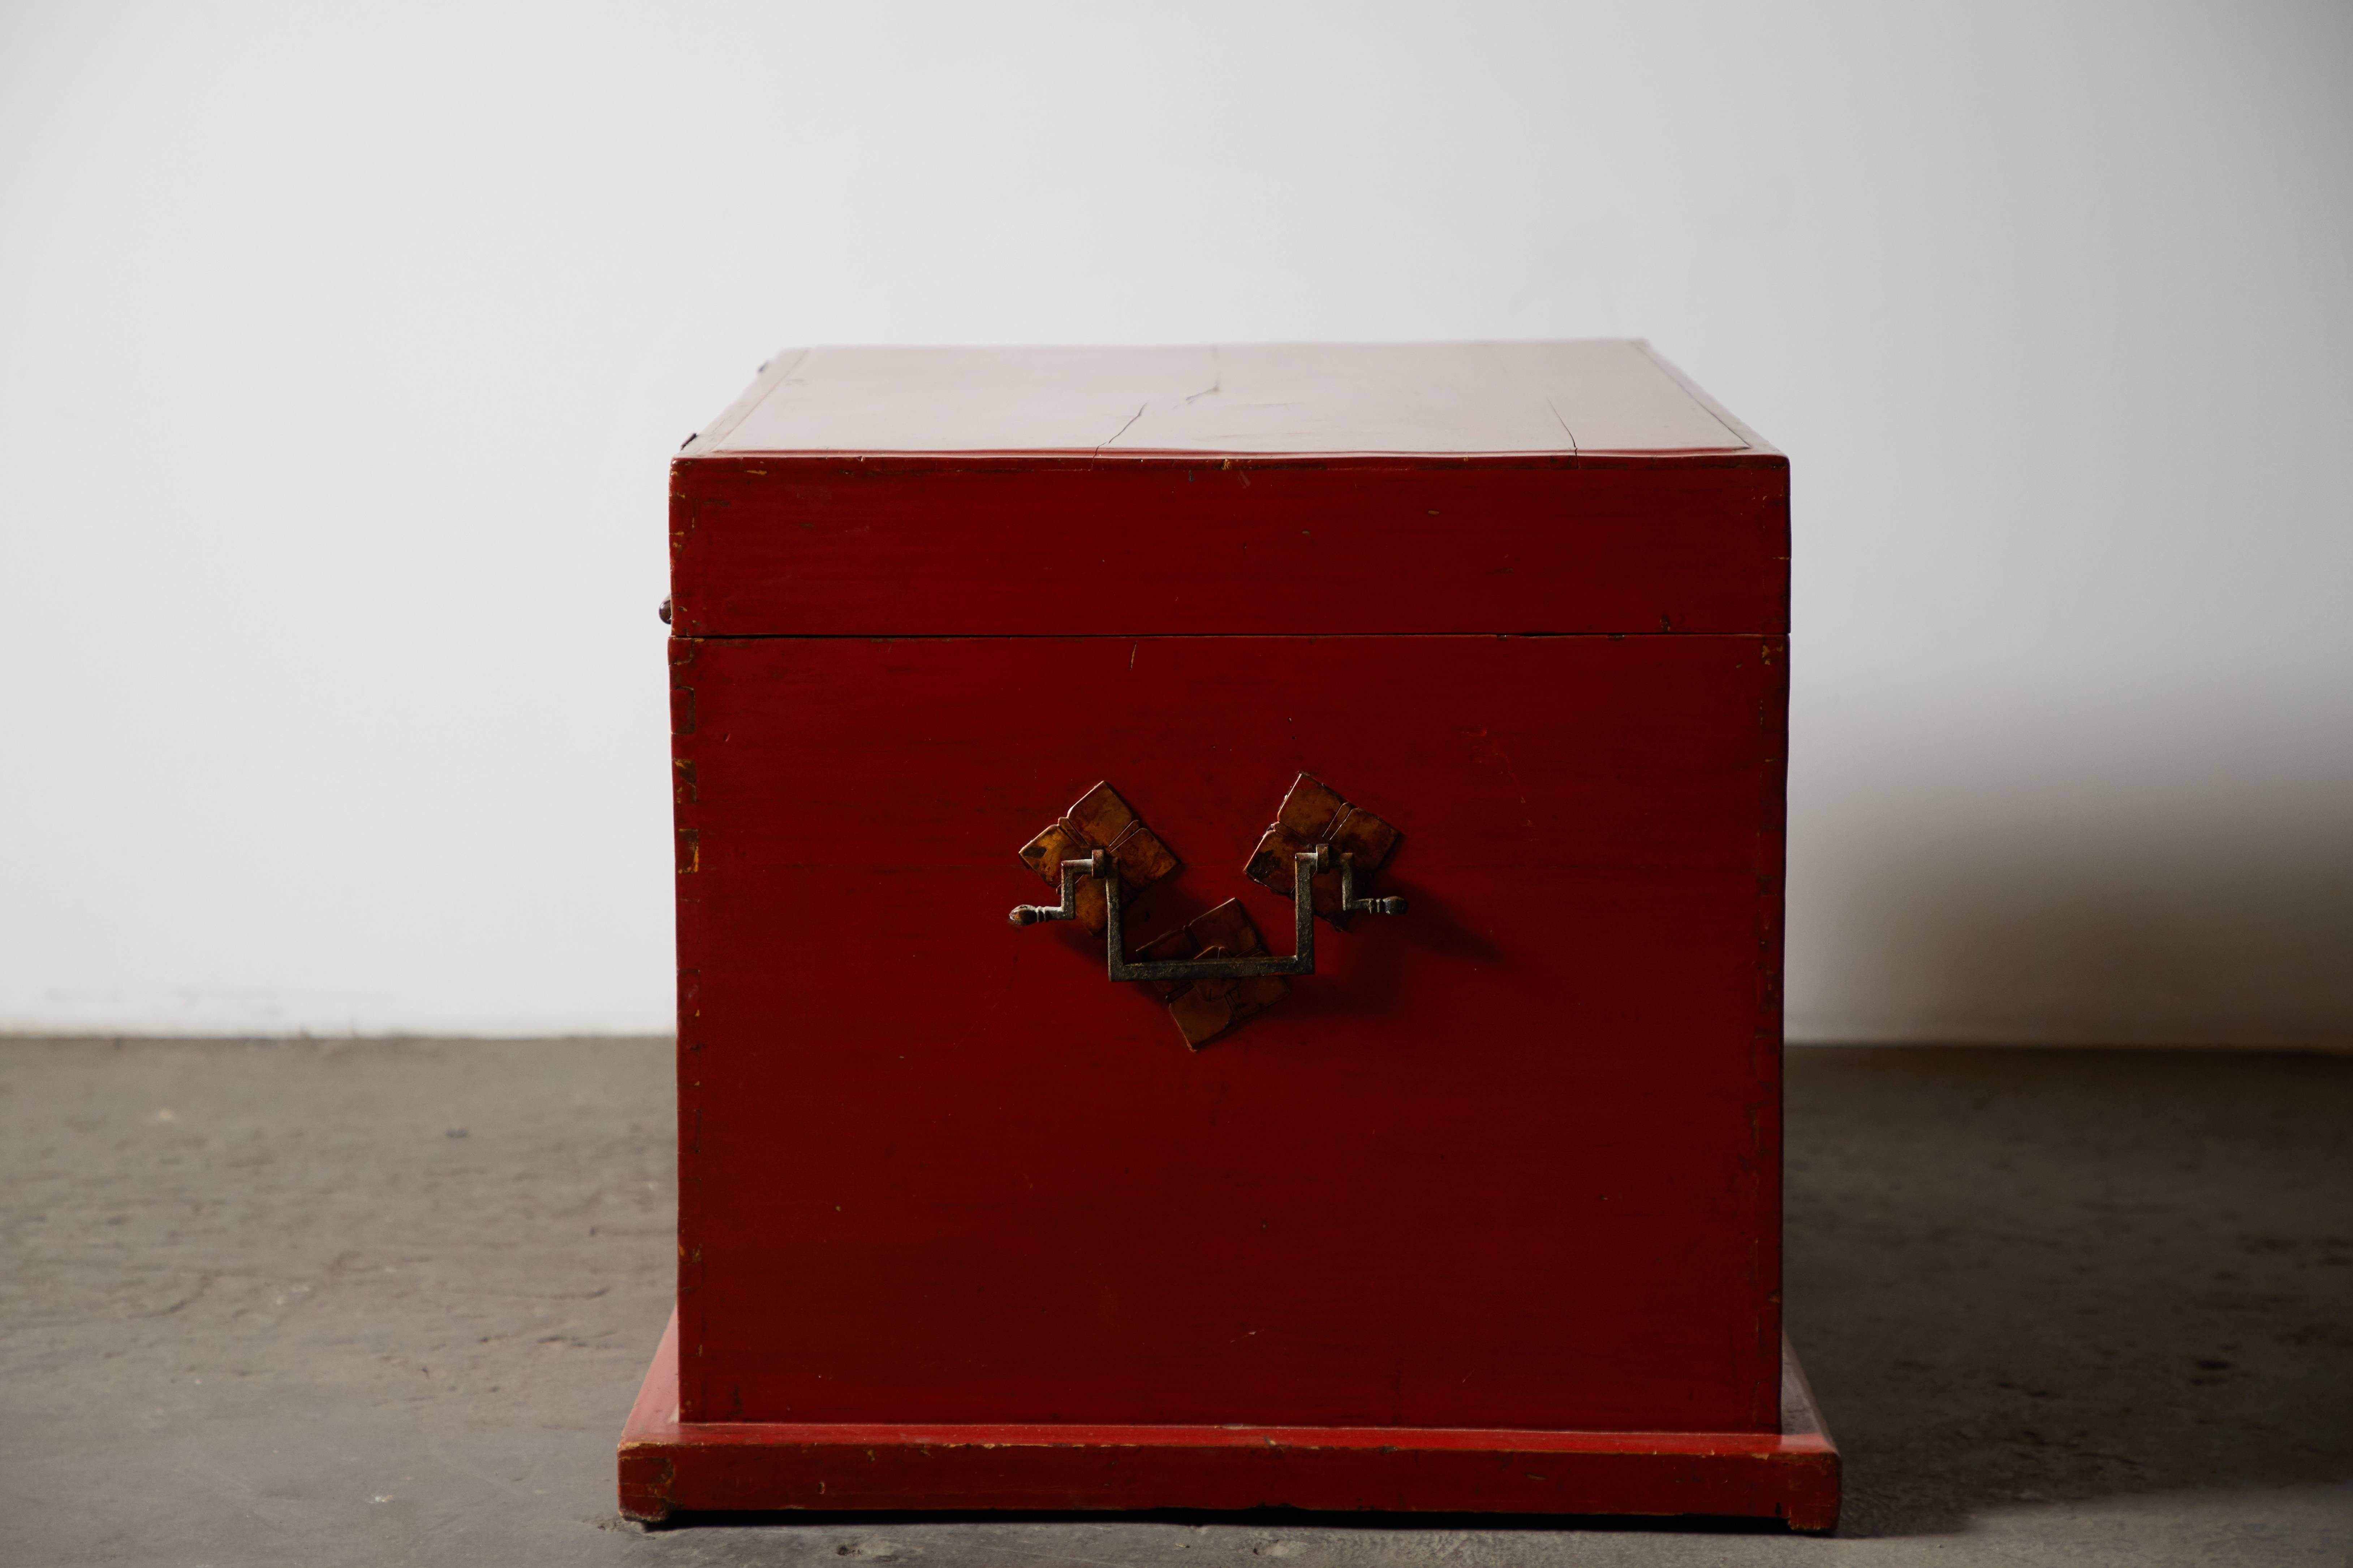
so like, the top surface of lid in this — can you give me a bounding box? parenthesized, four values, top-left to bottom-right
(688, 340, 1764, 460)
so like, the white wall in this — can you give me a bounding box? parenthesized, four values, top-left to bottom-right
(2, 1, 2348, 1042)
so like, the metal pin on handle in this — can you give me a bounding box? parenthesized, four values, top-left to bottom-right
(1009, 850, 1108, 925)
(1336, 851, 1409, 917)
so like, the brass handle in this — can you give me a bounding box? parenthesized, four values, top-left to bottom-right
(1009, 844, 1404, 981)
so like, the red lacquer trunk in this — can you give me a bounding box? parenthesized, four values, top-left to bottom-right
(622, 342, 1835, 1529)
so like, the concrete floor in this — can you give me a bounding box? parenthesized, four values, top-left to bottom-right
(0, 1039, 2345, 1567)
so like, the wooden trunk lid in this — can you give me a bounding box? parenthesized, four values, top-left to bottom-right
(669, 341, 1786, 638)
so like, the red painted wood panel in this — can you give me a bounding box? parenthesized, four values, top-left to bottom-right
(671, 632, 1786, 1435)
(620, 1313, 1841, 1528)
(667, 457, 1789, 639)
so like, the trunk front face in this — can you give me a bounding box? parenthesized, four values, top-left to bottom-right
(672, 631, 1785, 1433)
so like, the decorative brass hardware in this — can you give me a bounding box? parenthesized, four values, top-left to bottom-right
(1245, 773, 1402, 926)
(1136, 900, 1289, 1049)
(1013, 845, 1309, 978)
(1014, 783, 1179, 936)
(1008, 777, 1406, 1045)
(1009, 843, 1402, 981)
